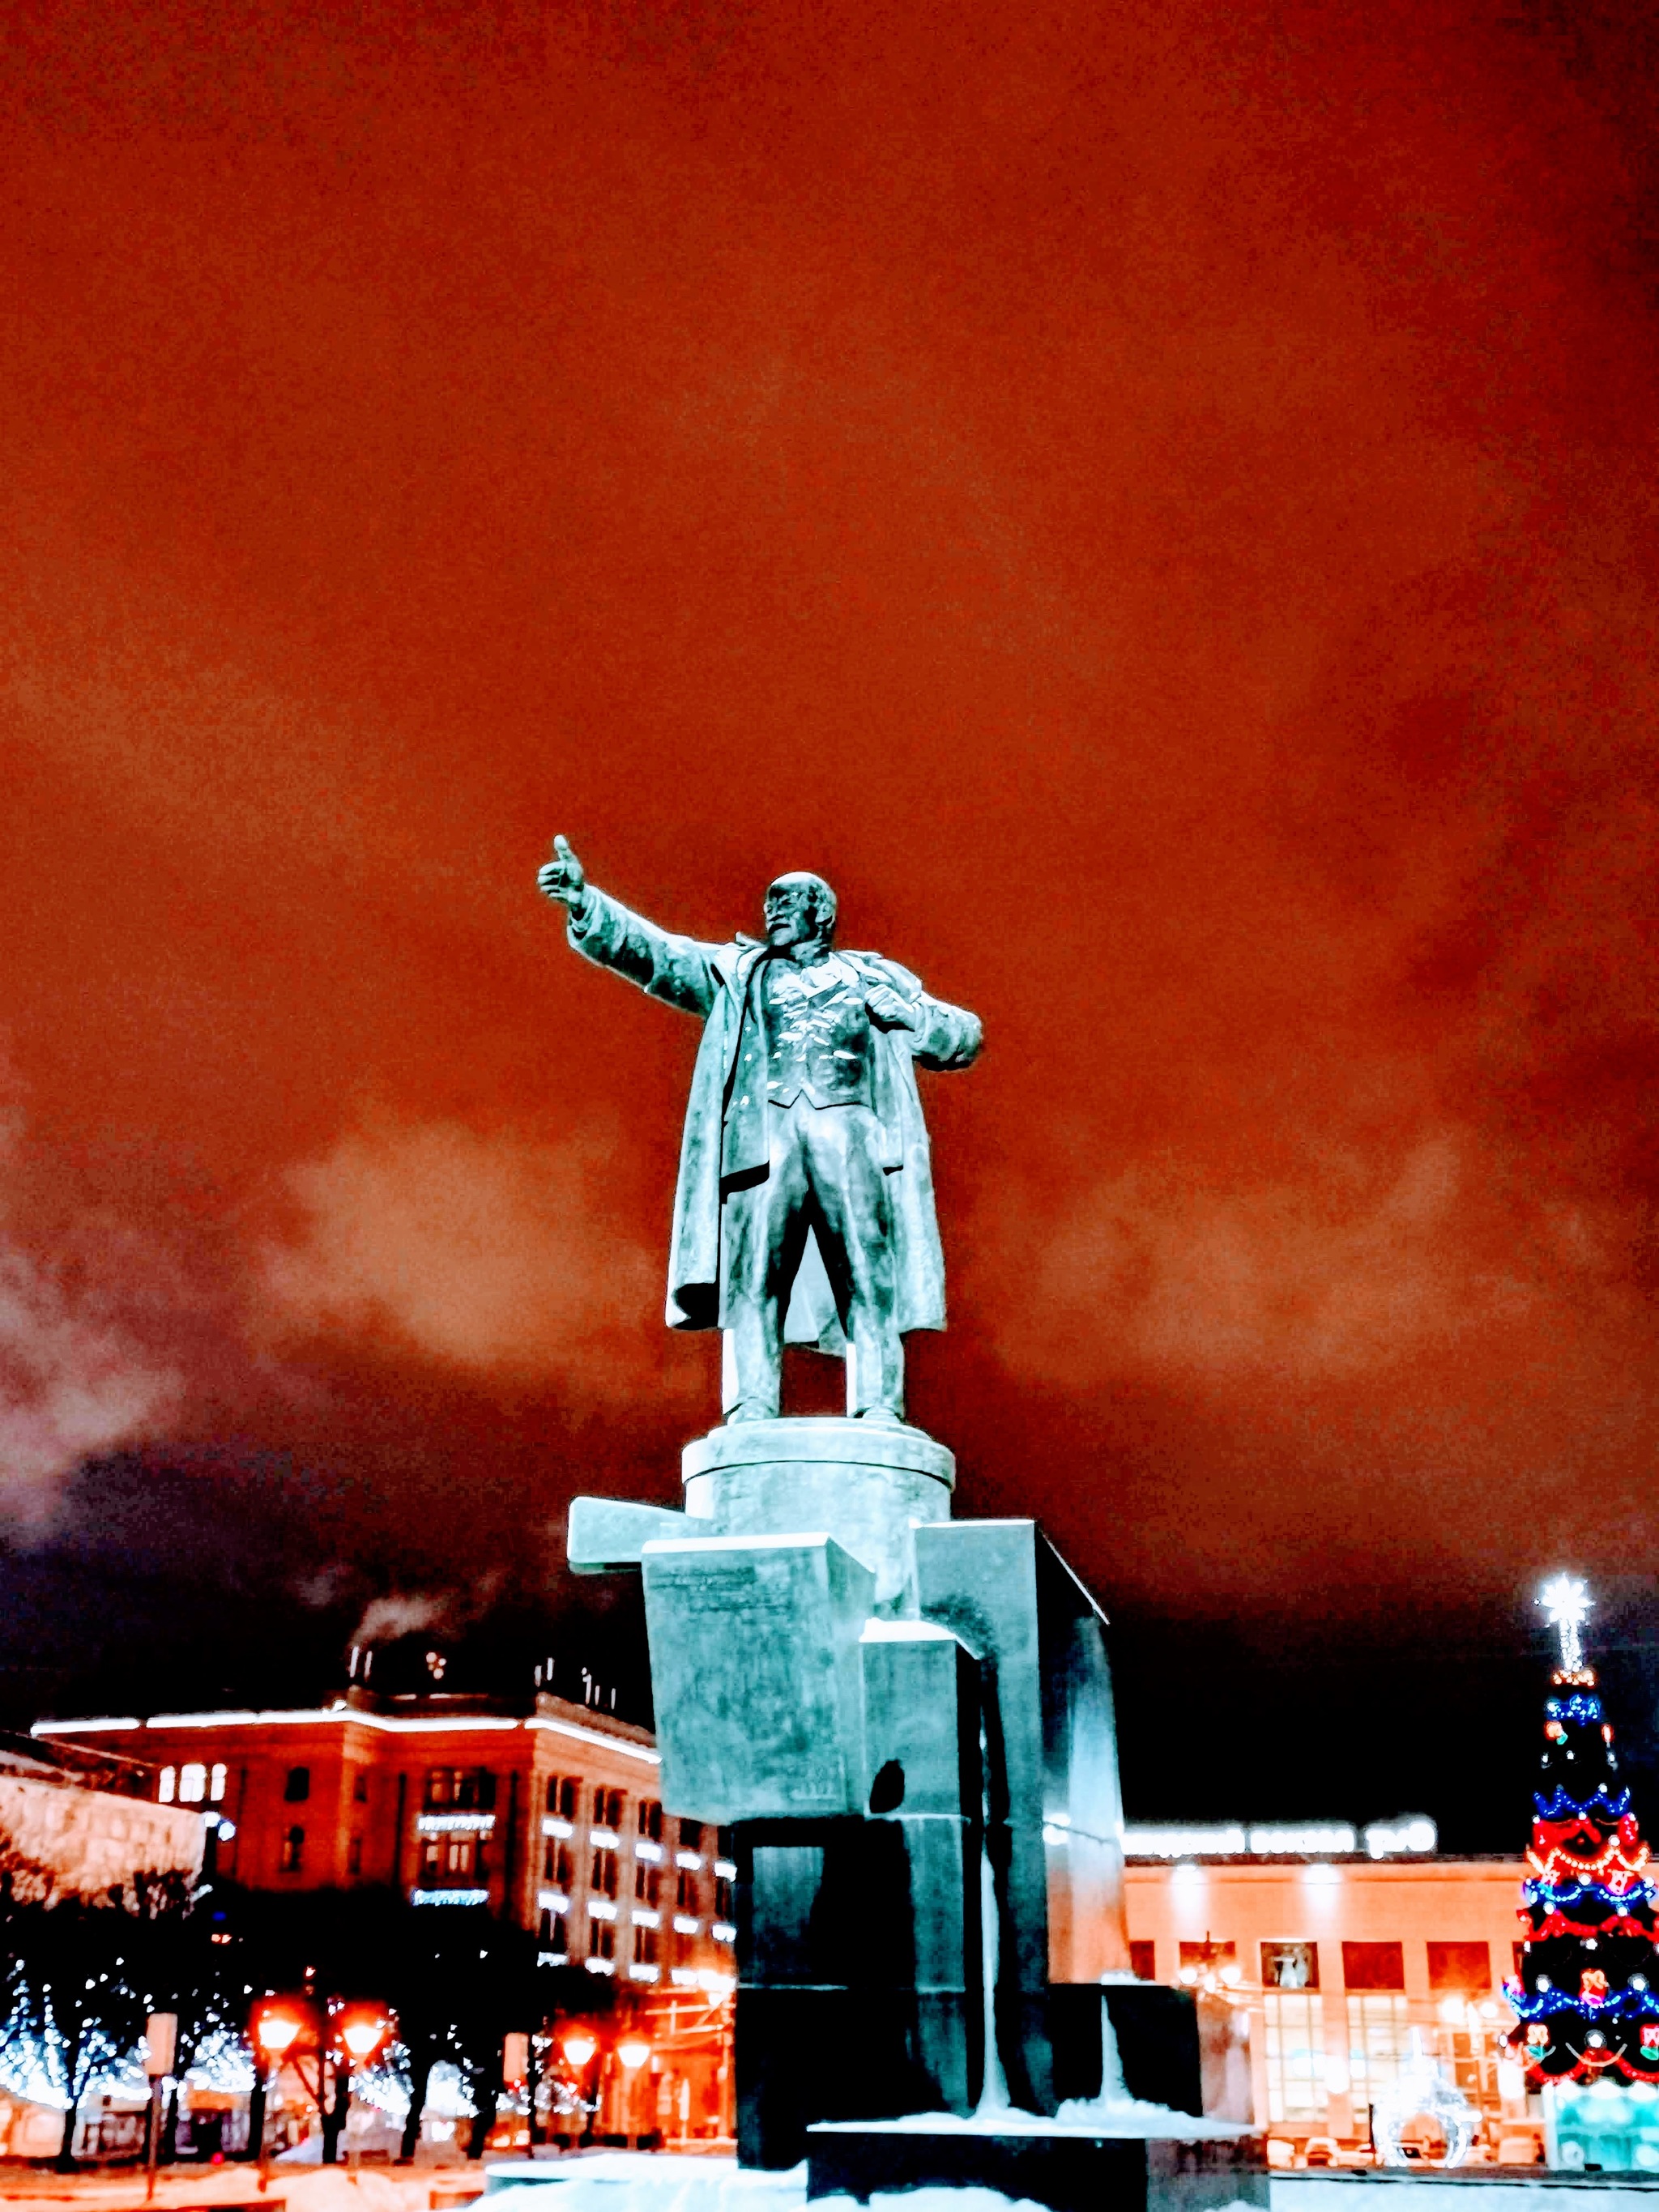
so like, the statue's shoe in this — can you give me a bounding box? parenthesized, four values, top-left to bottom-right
(855, 1406, 906, 1426)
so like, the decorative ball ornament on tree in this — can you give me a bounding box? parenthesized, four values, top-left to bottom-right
(1506, 1576, 1659, 2084)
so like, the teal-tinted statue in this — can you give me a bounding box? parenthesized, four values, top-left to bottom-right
(538, 837, 981, 1425)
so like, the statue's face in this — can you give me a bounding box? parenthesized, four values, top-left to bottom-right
(764, 874, 835, 951)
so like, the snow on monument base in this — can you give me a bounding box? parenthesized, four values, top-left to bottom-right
(805, 2120, 1267, 2212)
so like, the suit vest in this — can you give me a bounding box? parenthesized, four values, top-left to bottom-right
(759, 953, 874, 1109)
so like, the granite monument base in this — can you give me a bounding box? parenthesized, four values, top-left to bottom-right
(569, 1414, 1158, 2171)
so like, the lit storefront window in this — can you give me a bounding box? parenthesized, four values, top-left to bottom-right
(1263, 1992, 1325, 2120)
(1348, 1993, 1412, 2116)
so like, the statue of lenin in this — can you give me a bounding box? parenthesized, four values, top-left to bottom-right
(539, 838, 981, 1426)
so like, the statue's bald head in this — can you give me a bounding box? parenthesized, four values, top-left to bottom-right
(763, 872, 838, 953)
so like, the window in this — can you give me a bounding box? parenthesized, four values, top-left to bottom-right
(1514, 1941, 1528, 1980)
(541, 1911, 568, 1955)
(422, 1832, 480, 1882)
(158, 1767, 177, 1804)
(284, 1766, 310, 1805)
(593, 1786, 624, 1831)
(1428, 1941, 1491, 1994)
(352, 1770, 369, 1805)
(280, 1826, 305, 1873)
(425, 1768, 495, 1811)
(1263, 1992, 1325, 2120)
(1129, 1941, 1157, 1983)
(636, 1860, 661, 1906)
(1432, 2010, 1509, 2117)
(547, 1775, 577, 1820)
(179, 1763, 207, 1804)
(544, 1839, 576, 1888)
(1341, 1941, 1404, 1992)
(638, 1799, 663, 1843)
(209, 1764, 228, 1803)
(717, 1826, 734, 1857)
(715, 1873, 733, 1920)
(1348, 1993, 1411, 2115)
(591, 1844, 620, 1899)
(633, 1922, 659, 1966)
(348, 1834, 364, 1875)
(590, 1917, 616, 1961)
(1262, 1941, 1320, 1991)
(679, 1818, 702, 1849)
(676, 1867, 699, 1912)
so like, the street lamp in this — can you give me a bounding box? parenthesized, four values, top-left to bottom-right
(250, 2008, 304, 2186)
(339, 2012, 391, 2064)
(256, 2012, 303, 2058)
(143, 2013, 177, 2203)
(616, 2038, 653, 2147)
(323, 2004, 394, 2164)
(559, 2031, 601, 2146)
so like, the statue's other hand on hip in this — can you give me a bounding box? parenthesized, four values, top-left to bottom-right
(538, 833, 587, 913)
(864, 982, 919, 1034)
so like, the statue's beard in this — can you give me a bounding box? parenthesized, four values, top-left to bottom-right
(766, 923, 832, 960)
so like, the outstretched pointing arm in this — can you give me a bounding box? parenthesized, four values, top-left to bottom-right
(537, 836, 723, 1018)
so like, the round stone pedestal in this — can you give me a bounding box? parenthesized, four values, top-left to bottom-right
(681, 1416, 954, 1609)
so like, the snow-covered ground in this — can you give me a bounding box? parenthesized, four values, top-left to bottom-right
(481, 2150, 1268, 2212)
(483, 2153, 1080, 2210)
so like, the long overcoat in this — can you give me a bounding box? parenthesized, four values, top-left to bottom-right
(568, 888, 981, 1348)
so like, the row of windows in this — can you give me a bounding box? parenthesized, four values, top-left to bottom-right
(1137, 1938, 1502, 1994)
(543, 1776, 731, 1856)
(157, 1762, 228, 1805)
(539, 1837, 731, 1916)
(1260, 1990, 1515, 2122)
(535, 1903, 736, 1968)
(177, 1760, 726, 1836)
(183, 1761, 738, 1877)
(275, 1814, 737, 1910)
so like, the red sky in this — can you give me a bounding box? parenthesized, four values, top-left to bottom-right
(6, 0, 1659, 1731)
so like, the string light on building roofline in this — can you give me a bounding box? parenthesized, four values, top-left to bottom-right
(1540, 1575, 1593, 1676)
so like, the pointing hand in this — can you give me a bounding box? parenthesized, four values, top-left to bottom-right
(538, 834, 587, 911)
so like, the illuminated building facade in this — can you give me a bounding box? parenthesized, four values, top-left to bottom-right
(33, 1689, 736, 1998)
(1123, 1822, 1535, 2154)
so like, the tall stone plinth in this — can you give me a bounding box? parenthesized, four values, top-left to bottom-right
(569, 1416, 1159, 2168)
(680, 1417, 953, 1610)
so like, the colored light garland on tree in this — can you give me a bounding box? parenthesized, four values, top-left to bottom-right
(1506, 1578, 1659, 2083)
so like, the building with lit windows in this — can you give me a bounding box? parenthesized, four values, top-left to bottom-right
(1122, 1821, 1537, 2157)
(32, 1688, 736, 1998)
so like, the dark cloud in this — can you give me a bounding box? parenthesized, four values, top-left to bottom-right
(5, 0, 1659, 1834)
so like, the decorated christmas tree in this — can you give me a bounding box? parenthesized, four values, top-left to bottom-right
(1508, 1577, 1659, 2083)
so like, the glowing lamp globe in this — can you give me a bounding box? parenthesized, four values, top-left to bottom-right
(341, 2016, 387, 2061)
(562, 2034, 598, 2068)
(256, 2012, 302, 2056)
(616, 2038, 652, 2070)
